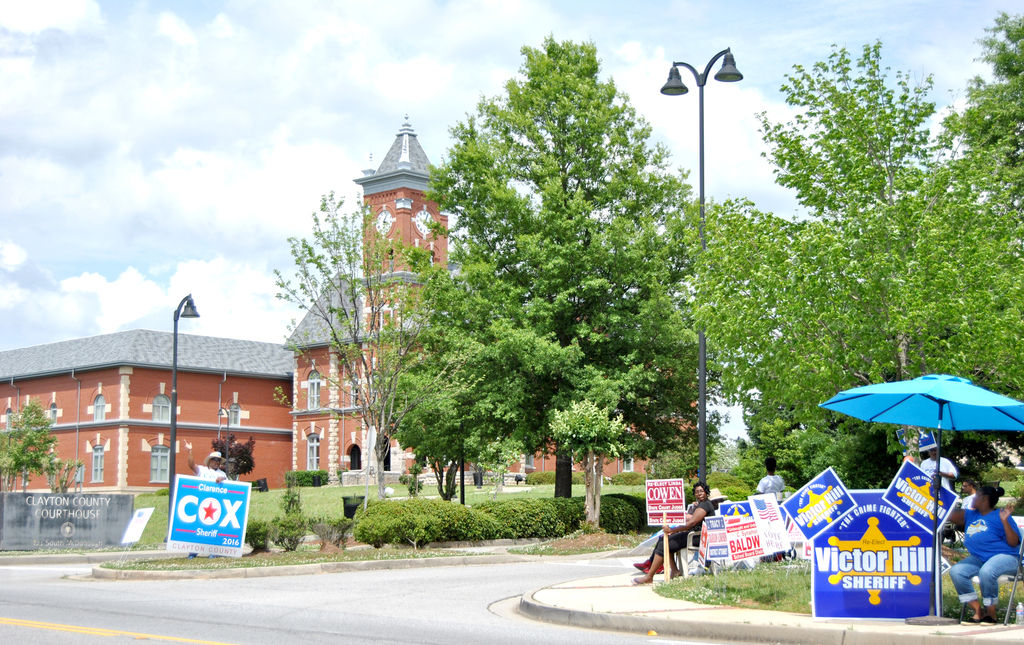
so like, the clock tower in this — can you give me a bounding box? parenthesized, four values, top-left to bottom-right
(354, 119, 448, 266)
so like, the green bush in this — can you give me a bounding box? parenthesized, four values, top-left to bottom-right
(524, 471, 585, 485)
(245, 518, 270, 552)
(549, 497, 585, 533)
(154, 488, 169, 497)
(980, 466, 1021, 485)
(610, 471, 645, 486)
(598, 495, 644, 534)
(288, 470, 329, 487)
(271, 514, 306, 551)
(602, 492, 647, 531)
(526, 471, 555, 485)
(474, 498, 567, 539)
(352, 498, 501, 548)
(708, 472, 753, 501)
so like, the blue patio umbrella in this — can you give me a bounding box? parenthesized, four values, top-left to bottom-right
(820, 374, 1024, 623)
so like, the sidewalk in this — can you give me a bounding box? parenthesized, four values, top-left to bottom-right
(520, 563, 1024, 645)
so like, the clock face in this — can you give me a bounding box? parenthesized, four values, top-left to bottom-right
(414, 209, 431, 236)
(376, 209, 394, 234)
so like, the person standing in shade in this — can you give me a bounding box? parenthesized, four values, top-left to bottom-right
(920, 446, 957, 491)
(756, 456, 785, 495)
(961, 479, 978, 511)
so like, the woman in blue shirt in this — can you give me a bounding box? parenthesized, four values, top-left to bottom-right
(947, 485, 1020, 623)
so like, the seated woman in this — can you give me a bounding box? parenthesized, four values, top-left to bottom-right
(947, 485, 1020, 624)
(632, 481, 714, 585)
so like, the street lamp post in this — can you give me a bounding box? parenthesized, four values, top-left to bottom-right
(167, 294, 199, 533)
(660, 49, 742, 483)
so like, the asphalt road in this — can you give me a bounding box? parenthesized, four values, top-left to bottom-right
(0, 557, 737, 645)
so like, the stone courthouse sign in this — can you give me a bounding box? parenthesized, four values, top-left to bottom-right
(0, 493, 134, 550)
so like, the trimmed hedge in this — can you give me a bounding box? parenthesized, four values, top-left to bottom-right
(353, 498, 501, 548)
(610, 471, 645, 486)
(474, 498, 573, 539)
(288, 470, 329, 487)
(524, 471, 585, 485)
(245, 518, 270, 551)
(598, 494, 644, 534)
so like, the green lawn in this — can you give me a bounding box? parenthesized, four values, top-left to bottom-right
(130, 483, 645, 548)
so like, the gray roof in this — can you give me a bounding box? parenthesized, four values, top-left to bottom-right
(354, 119, 431, 193)
(0, 329, 294, 380)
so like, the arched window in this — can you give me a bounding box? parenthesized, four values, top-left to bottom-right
(152, 395, 170, 423)
(93, 394, 106, 421)
(308, 371, 321, 409)
(307, 433, 320, 470)
(49, 403, 58, 423)
(229, 403, 241, 427)
(151, 445, 169, 482)
(5, 407, 12, 430)
(92, 444, 104, 482)
(623, 455, 634, 473)
(348, 444, 361, 471)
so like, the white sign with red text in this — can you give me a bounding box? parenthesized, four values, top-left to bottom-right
(645, 478, 687, 525)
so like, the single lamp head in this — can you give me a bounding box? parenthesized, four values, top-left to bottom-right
(660, 66, 688, 96)
(180, 294, 200, 319)
(713, 51, 743, 82)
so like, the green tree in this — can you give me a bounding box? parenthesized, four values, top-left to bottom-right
(551, 400, 629, 528)
(276, 194, 462, 499)
(0, 400, 56, 491)
(430, 37, 696, 498)
(697, 42, 1024, 487)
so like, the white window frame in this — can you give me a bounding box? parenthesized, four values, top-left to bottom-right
(307, 433, 320, 470)
(623, 456, 634, 473)
(93, 394, 106, 422)
(308, 371, 321, 409)
(49, 403, 58, 423)
(228, 403, 241, 427)
(152, 395, 170, 423)
(150, 445, 169, 483)
(92, 445, 104, 482)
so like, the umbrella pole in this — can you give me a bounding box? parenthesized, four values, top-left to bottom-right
(906, 409, 957, 625)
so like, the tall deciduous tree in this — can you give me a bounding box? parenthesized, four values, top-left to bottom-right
(430, 38, 696, 497)
(276, 194, 461, 499)
(697, 42, 1024, 486)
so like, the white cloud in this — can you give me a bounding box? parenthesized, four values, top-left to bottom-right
(0, 241, 27, 270)
(157, 12, 198, 47)
(0, 0, 103, 33)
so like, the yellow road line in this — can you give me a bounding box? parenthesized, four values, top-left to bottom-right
(0, 616, 237, 644)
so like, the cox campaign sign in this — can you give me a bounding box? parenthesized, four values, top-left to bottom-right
(645, 478, 686, 525)
(781, 467, 855, 541)
(812, 491, 932, 619)
(167, 475, 251, 557)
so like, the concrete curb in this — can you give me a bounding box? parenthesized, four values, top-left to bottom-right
(517, 585, 1024, 645)
(90, 553, 528, 580)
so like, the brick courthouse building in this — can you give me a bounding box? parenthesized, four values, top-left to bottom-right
(0, 122, 637, 493)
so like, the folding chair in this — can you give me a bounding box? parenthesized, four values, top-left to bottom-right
(957, 527, 1024, 625)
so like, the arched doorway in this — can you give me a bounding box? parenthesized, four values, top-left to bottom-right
(348, 445, 361, 471)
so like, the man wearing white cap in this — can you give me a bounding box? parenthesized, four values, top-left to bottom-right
(184, 440, 227, 483)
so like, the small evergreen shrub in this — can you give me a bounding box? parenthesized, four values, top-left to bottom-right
(271, 514, 306, 551)
(598, 495, 643, 534)
(602, 492, 647, 531)
(526, 471, 555, 485)
(549, 496, 585, 534)
(245, 518, 270, 552)
(610, 471, 645, 486)
(353, 498, 444, 548)
(288, 470, 329, 487)
(474, 498, 564, 539)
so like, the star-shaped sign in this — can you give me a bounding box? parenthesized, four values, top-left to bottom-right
(202, 501, 218, 521)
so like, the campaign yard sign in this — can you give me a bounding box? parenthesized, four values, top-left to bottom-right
(167, 475, 251, 557)
(699, 515, 729, 565)
(812, 491, 932, 619)
(781, 467, 855, 541)
(718, 500, 751, 519)
(725, 516, 765, 563)
(645, 478, 686, 525)
(750, 493, 790, 554)
(882, 460, 957, 533)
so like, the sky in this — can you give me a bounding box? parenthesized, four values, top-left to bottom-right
(1, 0, 1021, 436)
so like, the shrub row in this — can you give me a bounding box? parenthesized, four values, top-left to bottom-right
(524, 471, 584, 485)
(350, 493, 647, 548)
(609, 471, 645, 486)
